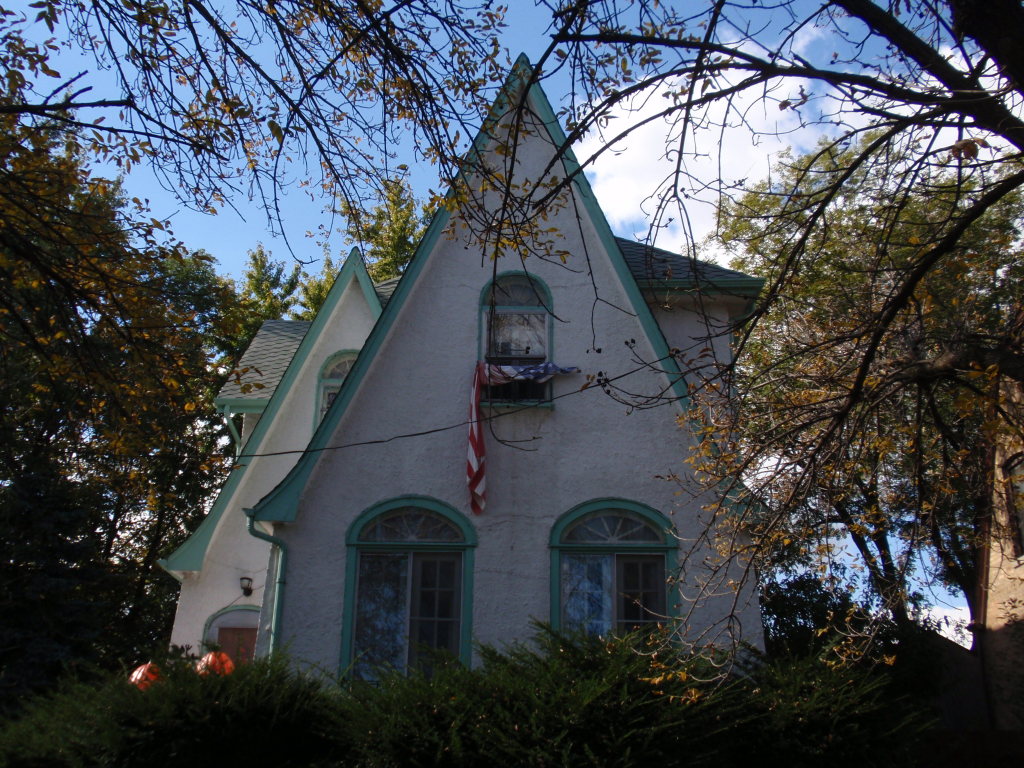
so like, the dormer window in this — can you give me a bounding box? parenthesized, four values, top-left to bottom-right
(482, 273, 551, 401)
(319, 352, 356, 422)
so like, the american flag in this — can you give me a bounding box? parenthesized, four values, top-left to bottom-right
(467, 361, 579, 515)
(467, 361, 486, 515)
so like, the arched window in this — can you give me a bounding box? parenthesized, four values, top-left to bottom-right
(481, 272, 552, 401)
(344, 498, 476, 677)
(319, 351, 357, 422)
(551, 501, 676, 635)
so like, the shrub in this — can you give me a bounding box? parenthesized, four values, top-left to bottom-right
(0, 655, 347, 768)
(0, 628, 931, 768)
(338, 627, 746, 767)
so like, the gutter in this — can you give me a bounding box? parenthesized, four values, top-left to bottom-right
(244, 508, 286, 654)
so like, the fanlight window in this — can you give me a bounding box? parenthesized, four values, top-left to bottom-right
(557, 510, 670, 636)
(358, 509, 463, 543)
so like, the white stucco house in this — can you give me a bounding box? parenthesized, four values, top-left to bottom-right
(160, 57, 764, 674)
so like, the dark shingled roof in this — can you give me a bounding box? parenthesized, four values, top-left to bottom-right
(616, 237, 763, 293)
(216, 319, 311, 402)
(374, 277, 401, 307)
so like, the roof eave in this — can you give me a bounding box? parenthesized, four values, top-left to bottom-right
(635, 278, 765, 297)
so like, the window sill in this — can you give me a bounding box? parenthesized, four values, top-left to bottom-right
(483, 400, 554, 410)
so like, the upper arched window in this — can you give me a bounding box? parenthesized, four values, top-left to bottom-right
(551, 501, 675, 636)
(481, 272, 552, 401)
(345, 498, 476, 678)
(319, 351, 357, 422)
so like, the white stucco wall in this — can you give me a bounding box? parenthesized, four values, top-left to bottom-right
(270, 100, 761, 671)
(168, 272, 380, 652)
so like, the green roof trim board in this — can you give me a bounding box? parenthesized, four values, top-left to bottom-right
(159, 248, 382, 577)
(253, 196, 455, 523)
(252, 54, 735, 524)
(518, 55, 694, 409)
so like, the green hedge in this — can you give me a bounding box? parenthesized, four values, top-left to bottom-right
(0, 629, 930, 768)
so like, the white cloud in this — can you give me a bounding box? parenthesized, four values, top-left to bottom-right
(576, 76, 829, 261)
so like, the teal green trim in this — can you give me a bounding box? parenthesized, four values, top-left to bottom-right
(214, 398, 268, 412)
(254, 192, 454, 523)
(222, 413, 243, 456)
(548, 499, 678, 631)
(319, 349, 363, 379)
(345, 496, 479, 546)
(201, 605, 260, 650)
(520, 65, 692, 411)
(245, 508, 286, 655)
(477, 270, 553, 307)
(252, 55, 697, 524)
(160, 249, 381, 576)
(339, 497, 477, 675)
(549, 499, 676, 548)
(478, 270, 555, 364)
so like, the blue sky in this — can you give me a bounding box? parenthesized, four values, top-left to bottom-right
(30, 5, 822, 279)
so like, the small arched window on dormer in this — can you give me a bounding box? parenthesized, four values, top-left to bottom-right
(319, 351, 357, 423)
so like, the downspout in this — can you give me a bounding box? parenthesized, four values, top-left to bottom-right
(244, 508, 286, 654)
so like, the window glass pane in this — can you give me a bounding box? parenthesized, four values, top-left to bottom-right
(492, 275, 545, 306)
(359, 509, 462, 543)
(616, 555, 666, 632)
(562, 512, 662, 544)
(353, 553, 408, 676)
(488, 312, 546, 359)
(409, 554, 461, 671)
(561, 553, 613, 635)
(320, 385, 340, 420)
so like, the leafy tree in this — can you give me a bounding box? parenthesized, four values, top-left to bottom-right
(292, 252, 340, 321)
(0, 128, 238, 712)
(710, 140, 1024, 633)
(225, 244, 301, 353)
(9, 1, 505, 236)
(342, 178, 428, 282)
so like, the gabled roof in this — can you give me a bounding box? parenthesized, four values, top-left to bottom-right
(616, 238, 763, 295)
(214, 272, 404, 408)
(216, 320, 311, 405)
(160, 248, 382, 577)
(251, 54, 729, 524)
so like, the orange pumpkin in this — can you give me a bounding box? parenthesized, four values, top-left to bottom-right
(195, 651, 235, 676)
(129, 662, 161, 690)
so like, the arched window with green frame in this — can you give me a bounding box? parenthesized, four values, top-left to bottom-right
(550, 500, 676, 636)
(479, 271, 553, 401)
(318, 350, 358, 423)
(342, 497, 476, 678)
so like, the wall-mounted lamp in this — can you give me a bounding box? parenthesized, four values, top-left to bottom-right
(239, 576, 254, 597)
